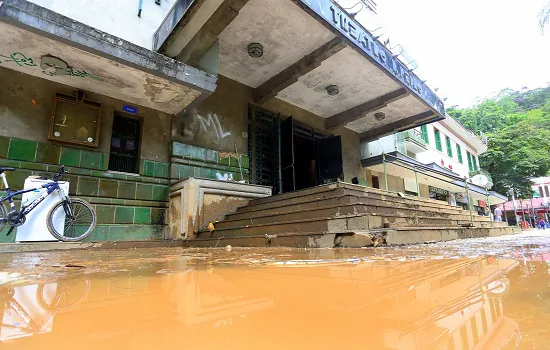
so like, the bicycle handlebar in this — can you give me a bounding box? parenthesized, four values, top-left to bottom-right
(52, 166, 66, 181)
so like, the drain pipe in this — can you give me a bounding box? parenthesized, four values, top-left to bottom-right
(486, 188, 492, 227)
(382, 152, 388, 191)
(464, 177, 474, 228)
(414, 167, 420, 197)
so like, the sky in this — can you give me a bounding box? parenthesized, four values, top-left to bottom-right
(339, 0, 550, 108)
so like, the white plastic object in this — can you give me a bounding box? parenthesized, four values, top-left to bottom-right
(16, 178, 69, 242)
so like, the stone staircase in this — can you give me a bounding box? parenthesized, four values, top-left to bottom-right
(183, 182, 520, 248)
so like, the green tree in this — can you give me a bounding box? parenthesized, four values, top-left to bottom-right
(452, 85, 550, 196)
(481, 121, 550, 196)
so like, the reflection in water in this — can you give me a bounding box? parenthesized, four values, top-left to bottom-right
(0, 249, 530, 349)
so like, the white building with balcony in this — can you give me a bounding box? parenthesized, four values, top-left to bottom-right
(360, 114, 507, 212)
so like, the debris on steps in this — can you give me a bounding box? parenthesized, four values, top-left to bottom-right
(334, 231, 389, 248)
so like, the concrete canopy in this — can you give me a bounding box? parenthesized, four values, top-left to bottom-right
(0, 0, 216, 115)
(159, 0, 444, 137)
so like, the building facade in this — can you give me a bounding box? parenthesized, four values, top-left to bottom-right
(361, 114, 507, 214)
(0, 0, 447, 242)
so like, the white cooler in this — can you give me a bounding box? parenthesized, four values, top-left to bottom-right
(16, 178, 69, 242)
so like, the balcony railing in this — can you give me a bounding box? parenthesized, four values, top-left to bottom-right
(400, 129, 427, 150)
(153, 0, 195, 51)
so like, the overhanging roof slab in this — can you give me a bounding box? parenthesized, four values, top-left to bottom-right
(292, 0, 444, 117)
(0, 0, 216, 114)
(159, 0, 445, 136)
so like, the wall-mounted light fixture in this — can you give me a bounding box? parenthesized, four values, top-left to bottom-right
(374, 112, 386, 121)
(248, 43, 264, 58)
(326, 85, 340, 96)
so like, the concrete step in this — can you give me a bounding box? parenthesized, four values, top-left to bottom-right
(226, 196, 490, 224)
(184, 226, 521, 248)
(247, 182, 469, 211)
(217, 203, 491, 231)
(203, 212, 496, 239)
(237, 188, 468, 217)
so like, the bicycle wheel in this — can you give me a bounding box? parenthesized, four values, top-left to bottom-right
(0, 203, 6, 232)
(37, 280, 90, 312)
(47, 198, 96, 242)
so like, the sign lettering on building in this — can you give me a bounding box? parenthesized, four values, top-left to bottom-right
(297, 0, 445, 116)
(429, 186, 449, 196)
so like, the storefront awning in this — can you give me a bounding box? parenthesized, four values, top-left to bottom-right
(0, 0, 216, 114)
(156, 0, 445, 138)
(362, 152, 508, 205)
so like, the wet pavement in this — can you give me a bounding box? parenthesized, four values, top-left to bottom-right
(0, 231, 549, 349)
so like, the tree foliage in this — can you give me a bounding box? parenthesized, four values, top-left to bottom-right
(540, 1, 550, 33)
(450, 86, 550, 197)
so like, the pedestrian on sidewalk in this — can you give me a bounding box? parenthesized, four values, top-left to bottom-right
(494, 206, 503, 222)
(539, 217, 546, 230)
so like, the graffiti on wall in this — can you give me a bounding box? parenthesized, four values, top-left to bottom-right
(183, 110, 231, 141)
(0, 52, 99, 80)
(0, 52, 36, 67)
(215, 172, 234, 181)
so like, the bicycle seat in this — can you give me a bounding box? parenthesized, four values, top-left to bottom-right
(0, 167, 15, 174)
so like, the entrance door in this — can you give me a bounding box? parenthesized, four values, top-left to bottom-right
(248, 106, 344, 194)
(315, 136, 343, 184)
(280, 116, 295, 193)
(108, 114, 141, 173)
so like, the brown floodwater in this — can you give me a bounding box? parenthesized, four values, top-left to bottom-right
(0, 232, 549, 349)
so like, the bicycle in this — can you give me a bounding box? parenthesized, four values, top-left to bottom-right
(0, 279, 90, 338)
(0, 166, 97, 242)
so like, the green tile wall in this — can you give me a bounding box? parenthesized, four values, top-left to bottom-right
(142, 160, 155, 177)
(96, 205, 115, 224)
(0, 136, 171, 243)
(115, 206, 134, 224)
(0, 136, 9, 159)
(60, 147, 82, 167)
(136, 183, 153, 201)
(83, 224, 164, 242)
(8, 139, 37, 162)
(80, 150, 102, 169)
(134, 207, 151, 224)
(152, 185, 168, 201)
(118, 182, 137, 199)
(77, 177, 99, 196)
(170, 142, 249, 182)
(0, 157, 170, 201)
(35, 143, 61, 164)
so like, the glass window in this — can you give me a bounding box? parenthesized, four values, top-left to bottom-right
(467, 152, 473, 172)
(545, 186, 549, 198)
(456, 144, 463, 164)
(446, 136, 453, 158)
(421, 125, 429, 144)
(434, 129, 442, 152)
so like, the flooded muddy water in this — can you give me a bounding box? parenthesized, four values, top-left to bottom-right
(0, 232, 549, 349)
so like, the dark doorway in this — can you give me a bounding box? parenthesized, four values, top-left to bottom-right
(248, 106, 343, 194)
(372, 176, 380, 189)
(280, 116, 295, 193)
(280, 116, 342, 192)
(315, 136, 343, 185)
(248, 106, 279, 191)
(108, 113, 141, 173)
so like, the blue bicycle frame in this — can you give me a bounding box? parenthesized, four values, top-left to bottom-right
(0, 177, 62, 216)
